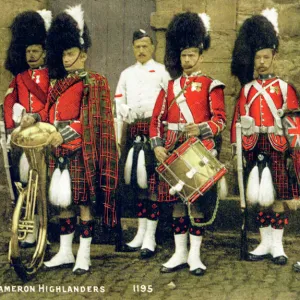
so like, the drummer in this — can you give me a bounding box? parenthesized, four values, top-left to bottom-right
(149, 12, 226, 276)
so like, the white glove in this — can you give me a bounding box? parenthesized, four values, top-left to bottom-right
(12, 103, 26, 124)
(119, 104, 136, 124)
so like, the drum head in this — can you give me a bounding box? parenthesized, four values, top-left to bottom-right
(11, 122, 57, 148)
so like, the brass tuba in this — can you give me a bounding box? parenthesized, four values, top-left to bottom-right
(8, 122, 56, 281)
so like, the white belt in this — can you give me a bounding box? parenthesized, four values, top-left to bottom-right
(253, 126, 276, 134)
(167, 122, 200, 131)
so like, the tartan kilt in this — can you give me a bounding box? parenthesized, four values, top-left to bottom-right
(119, 119, 157, 199)
(244, 134, 299, 200)
(48, 147, 89, 205)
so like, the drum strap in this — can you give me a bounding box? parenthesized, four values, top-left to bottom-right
(173, 78, 195, 123)
(168, 78, 195, 112)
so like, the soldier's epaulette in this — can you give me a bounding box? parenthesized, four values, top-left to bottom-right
(276, 76, 300, 99)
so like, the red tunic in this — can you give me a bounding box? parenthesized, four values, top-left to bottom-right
(4, 68, 49, 130)
(231, 77, 298, 151)
(231, 77, 300, 199)
(39, 72, 118, 225)
(150, 74, 226, 202)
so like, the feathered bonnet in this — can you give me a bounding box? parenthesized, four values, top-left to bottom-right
(164, 12, 211, 79)
(5, 9, 52, 75)
(231, 8, 279, 85)
(46, 4, 91, 79)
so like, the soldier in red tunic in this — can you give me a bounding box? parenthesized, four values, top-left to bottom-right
(3, 9, 52, 248)
(149, 12, 226, 276)
(4, 10, 52, 136)
(231, 8, 299, 265)
(21, 5, 118, 275)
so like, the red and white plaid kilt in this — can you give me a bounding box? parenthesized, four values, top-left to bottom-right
(129, 120, 150, 137)
(244, 134, 299, 200)
(48, 147, 89, 205)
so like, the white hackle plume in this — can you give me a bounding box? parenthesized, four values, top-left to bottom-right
(19, 152, 29, 184)
(49, 168, 61, 206)
(37, 9, 52, 31)
(137, 149, 148, 189)
(198, 13, 211, 35)
(65, 4, 84, 37)
(58, 169, 72, 208)
(258, 166, 275, 207)
(246, 165, 260, 205)
(218, 176, 228, 200)
(124, 147, 134, 185)
(262, 8, 279, 35)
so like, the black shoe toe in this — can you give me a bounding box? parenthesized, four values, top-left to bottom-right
(247, 253, 269, 261)
(272, 256, 287, 265)
(120, 244, 140, 252)
(160, 263, 188, 273)
(140, 248, 155, 259)
(293, 263, 300, 272)
(190, 268, 206, 276)
(73, 268, 89, 275)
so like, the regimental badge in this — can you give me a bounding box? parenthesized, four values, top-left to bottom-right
(269, 85, 280, 94)
(191, 82, 202, 92)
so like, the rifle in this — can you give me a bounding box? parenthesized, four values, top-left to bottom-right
(236, 122, 248, 260)
(0, 104, 15, 202)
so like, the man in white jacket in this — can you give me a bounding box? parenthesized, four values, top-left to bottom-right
(115, 29, 169, 259)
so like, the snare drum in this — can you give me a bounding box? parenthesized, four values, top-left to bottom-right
(156, 137, 227, 203)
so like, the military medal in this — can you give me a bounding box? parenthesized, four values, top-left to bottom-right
(270, 85, 280, 94)
(191, 82, 202, 92)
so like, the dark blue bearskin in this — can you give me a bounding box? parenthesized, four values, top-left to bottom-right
(5, 11, 48, 76)
(46, 10, 91, 79)
(164, 12, 210, 79)
(231, 15, 279, 86)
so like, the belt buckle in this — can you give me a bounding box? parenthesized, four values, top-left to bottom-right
(260, 126, 267, 133)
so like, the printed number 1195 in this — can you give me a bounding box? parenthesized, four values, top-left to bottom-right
(133, 285, 153, 293)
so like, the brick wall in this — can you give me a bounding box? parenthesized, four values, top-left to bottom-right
(151, 0, 300, 195)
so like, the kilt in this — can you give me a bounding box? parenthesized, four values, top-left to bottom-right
(48, 146, 89, 205)
(119, 119, 157, 199)
(244, 134, 299, 200)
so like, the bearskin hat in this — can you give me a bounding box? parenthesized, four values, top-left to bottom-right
(231, 8, 279, 85)
(46, 5, 92, 79)
(5, 10, 52, 76)
(164, 12, 211, 79)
